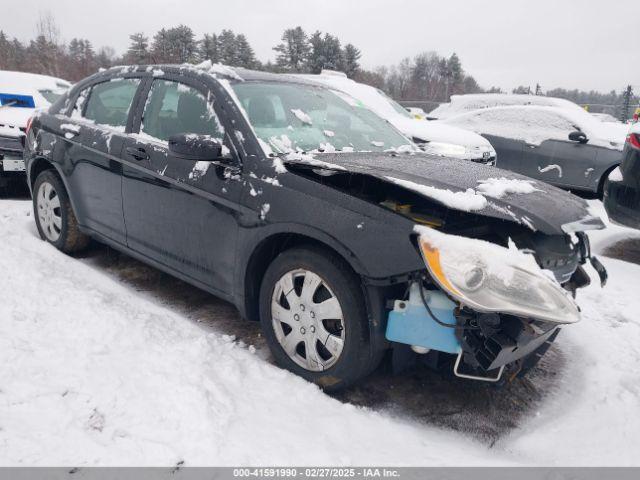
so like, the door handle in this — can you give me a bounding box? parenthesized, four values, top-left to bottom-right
(125, 146, 150, 161)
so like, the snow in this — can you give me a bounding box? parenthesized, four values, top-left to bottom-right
(272, 157, 287, 174)
(259, 203, 270, 220)
(385, 176, 487, 212)
(188, 161, 211, 180)
(60, 123, 81, 133)
(152, 69, 164, 77)
(284, 152, 347, 171)
(476, 177, 540, 198)
(538, 164, 563, 178)
(290, 108, 313, 125)
(193, 60, 244, 81)
(608, 166, 623, 182)
(430, 93, 589, 120)
(1, 198, 640, 466)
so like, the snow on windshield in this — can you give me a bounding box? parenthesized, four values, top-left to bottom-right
(231, 81, 414, 154)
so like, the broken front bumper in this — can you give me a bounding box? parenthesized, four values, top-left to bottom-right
(385, 283, 560, 382)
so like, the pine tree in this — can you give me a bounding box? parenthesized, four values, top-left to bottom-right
(321, 34, 342, 71)
(273, 27, 309, 71)
(166, 25, 197, 63)
(151, 28, 170, 63)
(200, 34, 219, 63)
(218, 29, 237, 65)
(341, 43, 361, 77)
(306, 31, 326, 73)
(235, 34, 257, 68)
(127, 33, 149, 63)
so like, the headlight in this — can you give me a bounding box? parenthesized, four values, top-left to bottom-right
(415, 225, 580, 324)
(421, 141, 468, 158)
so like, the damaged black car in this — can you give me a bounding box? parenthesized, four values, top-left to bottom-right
(23, 64, 607, 390)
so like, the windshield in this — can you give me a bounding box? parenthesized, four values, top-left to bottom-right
(38, 89, 65, 104)
(232, 81, 413, 154)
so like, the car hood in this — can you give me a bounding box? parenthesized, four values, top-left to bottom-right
(391, 117, 493, 149)
(0, 107, 35, 132)
(283, 151, 604, 235)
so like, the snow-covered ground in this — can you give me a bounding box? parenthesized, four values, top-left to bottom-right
(1, 198, 639, 466)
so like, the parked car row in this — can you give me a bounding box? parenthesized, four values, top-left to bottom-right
(19, 63, 611, 390)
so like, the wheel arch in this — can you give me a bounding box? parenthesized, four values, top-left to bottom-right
(28, 157, 83, 224)
(241, 229, 369, 323)
(597, 162, 621, 197)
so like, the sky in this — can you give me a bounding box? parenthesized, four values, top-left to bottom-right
(5, 0, 639, 93)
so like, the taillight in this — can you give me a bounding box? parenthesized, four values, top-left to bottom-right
(628, 133, 640, 150)
(25, 116, 34, 135)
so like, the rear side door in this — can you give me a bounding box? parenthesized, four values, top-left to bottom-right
(121, 74, 244, 296)
(56, 78, 141, 244)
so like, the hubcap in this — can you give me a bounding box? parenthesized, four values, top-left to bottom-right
(271, 269, 345, 372)
(36, 182, 62, 242)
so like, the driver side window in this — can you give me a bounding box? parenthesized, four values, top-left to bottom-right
(140, 80, 224, 143)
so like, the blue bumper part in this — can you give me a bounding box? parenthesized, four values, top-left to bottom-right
(385, 285, 462, 354)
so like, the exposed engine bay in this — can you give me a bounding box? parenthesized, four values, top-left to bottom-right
(287, 160, 608, 382)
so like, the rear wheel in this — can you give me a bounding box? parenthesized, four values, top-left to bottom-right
(259, 247, 377, 391)
(33, 170, 89, 253)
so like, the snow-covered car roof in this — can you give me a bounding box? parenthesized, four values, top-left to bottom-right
(0, 70, 72, 133)
(444, 105, 629, 150)
(430, 93, 588, 119)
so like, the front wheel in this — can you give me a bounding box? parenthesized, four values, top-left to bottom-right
(33, 170, 89, 253)
(259, 247, 378, 391)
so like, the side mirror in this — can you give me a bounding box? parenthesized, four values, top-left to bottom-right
(168, 133, 224, 161)
(568, 131, 588, 144)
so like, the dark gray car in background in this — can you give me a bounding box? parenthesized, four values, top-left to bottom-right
(443, 105, 627, 196)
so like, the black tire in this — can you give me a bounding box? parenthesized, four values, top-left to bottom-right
(32, 169, 90, 253)
(259, 246, 378, 391)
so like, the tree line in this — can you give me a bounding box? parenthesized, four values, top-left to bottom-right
(0, 14, 635, 109)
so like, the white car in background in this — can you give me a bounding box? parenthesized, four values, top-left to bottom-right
(296, 71, 497, 164)
(0, 70, 71, 190)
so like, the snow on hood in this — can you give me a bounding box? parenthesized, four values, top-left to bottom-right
(283, 151, 605, 235)
(0, 70, 70, 130)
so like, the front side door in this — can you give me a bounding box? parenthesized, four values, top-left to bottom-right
(56, 78, 141, 244)
(121, 76, 244, 296)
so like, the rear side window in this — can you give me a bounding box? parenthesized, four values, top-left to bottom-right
(82, 79, 140, 129)
(140, 80, 224, 143)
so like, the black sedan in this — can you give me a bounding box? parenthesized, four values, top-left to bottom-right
(23, 64, 607, 390)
